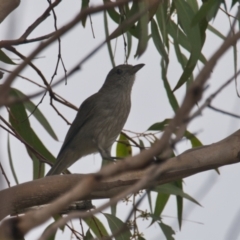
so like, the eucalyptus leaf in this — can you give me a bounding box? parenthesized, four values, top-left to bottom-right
(0, 49, 16, 65)
(84, 216, 108, 238)
(104, 213, 132, 240)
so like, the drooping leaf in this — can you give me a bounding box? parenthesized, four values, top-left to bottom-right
(104, 11, 115, 67)
(9, 89, 55, 179)
(7, 134, 19, 185)
(104, 213, 132, 240)
(184, 130, 203, 148)
(186, 0, 199, 13)
(42, 221, 58, 240)
(126, 31, 132, 61)
(84, 216, 108, 238)
(85, 228, 94, 239)
(161, 58, 179, 111)
(231, 0, 240, 8)
(111, 203, 117, 216)
(135, 1, 148, 57)
(127, 1, 139, 38)
(81, 0, 89, 27)
(153, 193, 170, 222)
(151, 17, 173, 114)
(11, 88, 58, 141)
(153, 183, 201, 206)
(173, 0, 205, 91)
(53, 215, 65, 231)
(174, 180, 183, 229)
(147, 190, 153, 214)
(104, 0, 121, 24)
(0, 71, 4, 79)
(151, 18, 168, 61)
(207, 24, 225, 40)
(155, 1, 169, 48)
(147, 119, 170, 131)
(158, 221, 175, 240)
(31, 151, 45, 179)
(168, 20, 207, 64)
(0, 49, 16, 65)
(205, 0, 222, 22)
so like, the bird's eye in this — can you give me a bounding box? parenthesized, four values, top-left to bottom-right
(116, 69, 123, 75)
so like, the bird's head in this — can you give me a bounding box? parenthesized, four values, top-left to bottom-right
(103, 64, 145, 89)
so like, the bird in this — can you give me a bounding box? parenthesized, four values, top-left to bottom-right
(46, 63, 144, 176)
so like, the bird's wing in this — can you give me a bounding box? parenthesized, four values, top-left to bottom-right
(57, 93, 98, 157)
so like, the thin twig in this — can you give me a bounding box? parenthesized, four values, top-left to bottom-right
(0, 162, 11, 188)
(20, 0, 62, 39)
(89, 15, 95, 38)
(0, 67, 78, 111)
(208, 105, 240, 119)
(0, 116, 53, 166)
(189, 68, 240, 120)
(2, 0, 158, 106)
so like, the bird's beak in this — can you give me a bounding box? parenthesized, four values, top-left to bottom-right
(130, 64, 145, 74)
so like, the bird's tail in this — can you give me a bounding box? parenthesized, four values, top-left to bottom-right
(46, 151, 74, 176)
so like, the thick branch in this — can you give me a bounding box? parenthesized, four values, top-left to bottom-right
(0, 129, 240, 221)
(0, 0, 20, 23)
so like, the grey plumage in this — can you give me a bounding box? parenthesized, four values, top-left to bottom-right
(46, 64, 144, 176)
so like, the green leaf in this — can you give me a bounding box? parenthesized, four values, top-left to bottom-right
(173, 37, 188, 69)
(138, 237, 146, 240)
(85, 229, 94, 240)
(205, 0, 222, 22)
(184, 131, 203, 147)
(7, 134, 19, 185)
(191, 0, 222, 26)
(155, 1, 169, 48)
(42, 221, 58, 240)
(154, 193, 170, 219)
(147, 190, 153, 214)
(126, 31, 132, 61)
(191, 0, 215, 26)
(207, 24, 225, 40)
(81, 0, 89, 27)
(147, 119, 170, 131)
(174, 180, 183, 229)
(0, 49, 16, 65)
(173, 35, 194, 88)
(160, 57, 179, 111)
(111, 203, 117, 216)
(104, 0, 121, 24)
(139, 138, 145, 151)
(84, 216, 108, 238)
(53, 215, 65, 231)
(135, 1, 148, 57)
(12, 88, 58, 141)
(186, 0, 199, 13)
(127, 2, 139, 38)
(31, 151, 45, 179)
(158, 221, 175, 240)
(104, 213, 132, 240)
(116, 133, 132, 158)
(153, 183, 201, 206)
(173, 0, 204, 91)
(231, 0, 240, 8)
(151, 18, 168, 61)
(0, 71, 4, 79)
(168, 20, 207, 64)
(9, 89, 55, 179)
(104, 11, 115, 68)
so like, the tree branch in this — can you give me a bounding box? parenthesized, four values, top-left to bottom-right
(0, 129, 239, 223)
